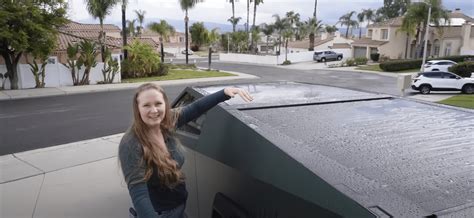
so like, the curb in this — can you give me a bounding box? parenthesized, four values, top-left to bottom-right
(0, 71, 259, 101)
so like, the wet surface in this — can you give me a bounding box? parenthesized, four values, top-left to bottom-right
(243, 98, 474, 214)
(199, 81, 391, 108)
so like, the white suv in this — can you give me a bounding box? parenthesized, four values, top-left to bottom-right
(411, 71, 474, 94)
(423, 60, 457, 72)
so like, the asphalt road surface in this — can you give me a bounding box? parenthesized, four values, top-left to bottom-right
(0, 62, 400, 155)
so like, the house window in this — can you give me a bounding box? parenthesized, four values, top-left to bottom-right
(444, 42, 452, 56)
(433, 39, 440, 57)
(368, 29, 373, 38)
(381, 29, 388, 40)
(179, 37, 184, 43)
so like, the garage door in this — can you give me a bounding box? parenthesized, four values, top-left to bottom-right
(354, 46, 367, 58)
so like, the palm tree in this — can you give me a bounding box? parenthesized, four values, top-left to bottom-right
(273, 14, 289, 54)
(179, 0, 204, 64)
(282, 27, 293, 62)
(261, 24, 274, 54)
(357, 11, 365, 39)
(229, 0, 237, 32)
(325, 25, 338, 35)
(338, 11, 356, 38)
(401, 0, 448, 58)
(121, 0, 128, 59)
(246, 0, 250, 33)
(228, 16, 242, 33)
(250, 0, 263, 52)
(85, 0, 119, 62)
(313, 0, 318, 19)
(149, 20, 176, 62)
(306, 17, 323, 51)
(134, 10, 146, 38)
(127, 19, 136, 38)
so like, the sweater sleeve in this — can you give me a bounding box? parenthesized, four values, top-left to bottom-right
(176, 89, 230, 128)
(119, 132, 158, 218)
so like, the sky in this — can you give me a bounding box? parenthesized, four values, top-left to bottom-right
(67, 0, 474, 30)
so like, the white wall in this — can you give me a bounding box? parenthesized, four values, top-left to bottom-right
(0, 55, 121, 90)
(219, 51, 314, 65)
(332, 49, 353, 60)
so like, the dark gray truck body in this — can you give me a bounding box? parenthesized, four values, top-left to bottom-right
(173, 82, 474, 218)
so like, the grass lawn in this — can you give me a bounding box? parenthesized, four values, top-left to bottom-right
(356, 64, 419, 73)
(122, 69, 235, 83)
(438, 95, 474, 109)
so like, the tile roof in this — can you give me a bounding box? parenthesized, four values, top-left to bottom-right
(368, 16, 404, 28)
(448, 11, 474, 22)
(56, 31, 121, 51)
(351, 38, 388, 46)
(329, 43, 352, 49)
(59, 21, 121, 32)
(288, 36, 335, 49)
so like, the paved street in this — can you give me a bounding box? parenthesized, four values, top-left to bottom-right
(1, 62, 407, 155)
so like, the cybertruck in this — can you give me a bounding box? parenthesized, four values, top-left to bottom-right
(173, 82, 474, 218)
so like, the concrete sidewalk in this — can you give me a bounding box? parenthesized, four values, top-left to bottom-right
(0, 134, 131, 218)
(0, 70, 258, 101)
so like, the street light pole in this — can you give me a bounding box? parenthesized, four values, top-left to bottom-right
(420, 1, 432, 73)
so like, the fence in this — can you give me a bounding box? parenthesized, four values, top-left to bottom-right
(0, 55, 121, 90)
(219, 51, 315, 65)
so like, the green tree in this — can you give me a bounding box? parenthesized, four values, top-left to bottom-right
(282, 28, 293, 62)
(149, 20, 175, 61)
(76, 40, 98, 85)
(338, 11, 357, 38)
(207, 28, 221, 49)
(0, 0, 67, 89)
(63, 43, 82, 86)
(122, 40, 161, 78)
(179, 0, 204, 64)
(273, 14, 291, 54)
(358, 9, 375, 38)
(101, 47, 119, 83)
(377, 0, 411, 20)
(325, 25, 338, 34)
(229, 0, 237, 32)
(135, 9, 146, 37)
(305, 18, 323, 51)
(85, 0, 119, 62)
(228, 17, 242, 33)
(26, 37, 55, 88)
(189, 22, 209, 51)
(127, 19, 137, 37)
(250, 0, 263, 50)
(261, 24, 274, 54)
(401, 0, 448, 58)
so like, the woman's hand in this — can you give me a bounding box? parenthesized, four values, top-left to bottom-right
(224, 87, 254, 102)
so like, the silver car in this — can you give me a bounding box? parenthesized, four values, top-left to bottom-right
(313, 50, 343, 62)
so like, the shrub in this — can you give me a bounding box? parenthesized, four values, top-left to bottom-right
(190, 45, 199, 52)
(449, 62, 474, 77)
(434, 55, 474, 63)
(370, 53, 380, 62)
(282, 60, 291, 65)
(379, 59, 421, 71)
(355, 57, 368, 65)
(155, 63, 169, 76)
(168, 64, 197, 70)
(379, 55, 391, 63)
(121, 40, 161, 78)
(345, 59, 356, 66)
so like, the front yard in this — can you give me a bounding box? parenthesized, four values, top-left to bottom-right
(438, 95, 474, 109)
(122, 69, 235, 83)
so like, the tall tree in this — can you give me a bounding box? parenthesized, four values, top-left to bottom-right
(0, 0, 67, 89)
(273, 14, 289, 54)
(134, 10, 146, 38)
(325, 25, 338, 34)
(250, 0, 263, 52)
(306, 17, 323, 51)
(261, 24, 274, 54)
(179, 0, 204, 64)
(357, 12, 365, 39)
(189, 22, 209, 51)
(86, 0, 119, 62)
(149, 20, 176, 61)
(338, 11, 357, 38)
(400, 0, 448, 58)
(228, 0, 237, 32)
(121, 0, 128, 59)
(126, 19, 137, 37)
(246, 0, 250, 33)
(378, 0, 411, 20)
(228, 17, 242, 33)
(313, 0, 318, 19)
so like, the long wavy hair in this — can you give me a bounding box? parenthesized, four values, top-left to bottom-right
(132, 83, 184, 188)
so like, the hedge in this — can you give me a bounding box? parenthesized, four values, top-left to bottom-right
(379, 55, 474, 72)
(448, 62, 474, 77)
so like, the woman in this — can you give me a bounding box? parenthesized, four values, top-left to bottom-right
(119, 83, 253, 218)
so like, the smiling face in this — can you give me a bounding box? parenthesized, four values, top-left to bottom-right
(137, 89, 166, 128)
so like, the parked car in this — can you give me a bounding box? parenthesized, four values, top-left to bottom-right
(181, 49, 194, 55)
(423, 60, 457, 72)
(411, 71, 474, 94)
(313, 50, 343, 62)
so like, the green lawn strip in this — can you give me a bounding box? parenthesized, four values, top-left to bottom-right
(122, 69, 235, 83)
(438, 95, 474, 109)
(356, 64, 419, 73)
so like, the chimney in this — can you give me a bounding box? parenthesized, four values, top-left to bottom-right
(454, 8, 461, 13)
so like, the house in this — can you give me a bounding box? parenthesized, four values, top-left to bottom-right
(141, 29, 188, 56)
(353, 8, 474, 60)
(287, 32, 353, 59)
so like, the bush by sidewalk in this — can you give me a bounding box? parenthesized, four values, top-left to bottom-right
(449, 62, 474, 77)
(379, 55, 474, 72)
